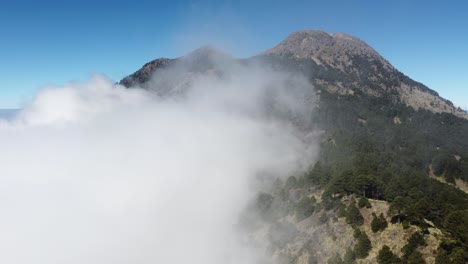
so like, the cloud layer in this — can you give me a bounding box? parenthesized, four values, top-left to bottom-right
(0, 60, 317, 263)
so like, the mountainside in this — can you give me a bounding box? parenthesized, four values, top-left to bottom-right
(263, 30, 467, 119)
(119, 30, 468, 263)
(120, 58, 175, 88)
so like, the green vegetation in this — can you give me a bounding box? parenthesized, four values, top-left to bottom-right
(295, 197, 315, 220)
(251, 56, 468, 262)
(444, 210, 468, 244)
(343, 248, 355, 264)
(377, 245, 400, 264)
(300, 89, 468, 259)
(402, 232, 426, 259)
(345, 203, 364, 226)
(354, 230, 372, 259)
(436, 238, 468, 263)
(407, 251, 426, 264)
(358, 196, 371, 208)
(433, 153, 465, 183)
(371, 213, 388, 233)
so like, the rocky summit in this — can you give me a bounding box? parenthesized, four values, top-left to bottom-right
(262, 30, 467, 119)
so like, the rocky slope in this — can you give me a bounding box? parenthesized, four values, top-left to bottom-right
(262, 30, 467, 119)
(248, 189, 443, 264)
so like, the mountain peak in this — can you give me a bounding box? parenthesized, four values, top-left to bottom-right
(261, 30, 467, 119)
(262, 30, 385, 67)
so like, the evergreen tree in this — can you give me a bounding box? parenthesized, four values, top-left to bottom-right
(346, 203, 364, 226)
(358, 196, 371, 208)
(434, 249, 450, 264)
(377, 245, 400, 264)
(322, 190, 335, 210)
(402, 232, 426, 258)
(354, 231, 372, 259)
(353, 228, 362, 238)
(407, 251, 425, 264)
(371, 212, 389, 232)
(354, 174, 373, 197)
(444, 210, 468, 244)
(337, 203, 347, 218)
(388, 196, 406, 223)
(371, 213, 382, 232)
(379, 213, 388, 230)
(446, 247, 467, 264)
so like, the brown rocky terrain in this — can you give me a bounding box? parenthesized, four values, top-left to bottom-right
(263, 30, 467, 119)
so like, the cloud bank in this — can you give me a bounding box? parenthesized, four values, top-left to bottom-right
(0, 59, 318, 263)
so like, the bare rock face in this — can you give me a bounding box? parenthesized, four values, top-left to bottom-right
(263, 30, 467, 119)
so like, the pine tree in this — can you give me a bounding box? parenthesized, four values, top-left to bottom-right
(371, 212, 388, 232)
(379, 213, 388, 230)
(377, 245, 400, 264)
(435, 249, 450, 264)
(346, 203, 364, 226)
(407, 251, 425, 264)
(388, 196, 406, 223)
(402, 232, 426, 258)
(371, 213, 382, 232)
(354, 231, 372, 259)
(358, 196, 371, 208)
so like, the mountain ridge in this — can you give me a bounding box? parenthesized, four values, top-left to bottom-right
(120, 29, 467, 120)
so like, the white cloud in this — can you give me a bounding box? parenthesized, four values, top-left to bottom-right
(0, 60, 318, 264)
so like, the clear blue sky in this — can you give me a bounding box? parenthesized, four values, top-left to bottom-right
(1, 0, 467, 109)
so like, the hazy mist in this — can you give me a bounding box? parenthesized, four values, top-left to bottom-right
(0, 58, 318, 263)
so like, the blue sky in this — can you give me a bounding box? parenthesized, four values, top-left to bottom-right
(0, 0, 467, 109)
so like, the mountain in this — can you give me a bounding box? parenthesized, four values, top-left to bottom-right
(120, 30, 468, 263)
(263, 30, 467, 119)
(121, 30, 467, 119)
